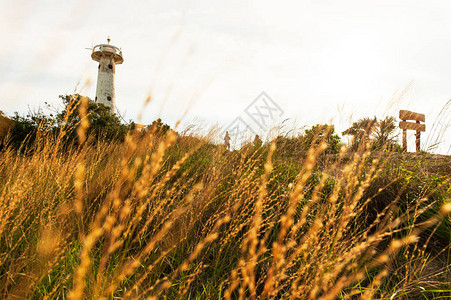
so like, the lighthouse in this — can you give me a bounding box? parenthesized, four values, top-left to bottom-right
(91, 37, 123, 112)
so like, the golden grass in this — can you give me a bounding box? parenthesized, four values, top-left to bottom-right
(0, 109, 450, 299)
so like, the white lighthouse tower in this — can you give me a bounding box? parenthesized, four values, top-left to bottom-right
(91, 37, 123, 112)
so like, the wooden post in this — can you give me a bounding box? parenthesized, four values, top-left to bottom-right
(415, 121, 421, 152)
(399, 110, 425, 153)
(402, 128, 407, 152)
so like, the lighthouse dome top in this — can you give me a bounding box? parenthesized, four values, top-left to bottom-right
(91, 38, 123, 64)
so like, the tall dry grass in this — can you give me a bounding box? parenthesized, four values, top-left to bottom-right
(0, 103, 450, 299)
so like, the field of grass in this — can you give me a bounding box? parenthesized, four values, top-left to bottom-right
(0, 105, 450, 299)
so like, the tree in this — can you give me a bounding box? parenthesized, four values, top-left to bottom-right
(302, 124, 341, 154)
(56, 94, 132, 144)
(2, 94, 137, 150)
(342, 117, 378, 151)
(343, 116, 400, 151)
(4, 107, 55, 150)
(373, 116, 399, 151)
(145, 118, 171, 137)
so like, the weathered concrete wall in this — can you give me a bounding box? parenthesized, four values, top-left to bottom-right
(95, 56, 116, 112)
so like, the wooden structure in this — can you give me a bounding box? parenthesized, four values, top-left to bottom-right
(399, 110, 425, 152)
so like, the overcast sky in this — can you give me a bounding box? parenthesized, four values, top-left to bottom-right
(0, 0, 450, 153)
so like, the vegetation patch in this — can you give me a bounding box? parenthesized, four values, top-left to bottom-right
(0, 96, 450, 299)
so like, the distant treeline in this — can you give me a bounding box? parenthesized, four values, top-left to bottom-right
(0, 94, 401, 153)
(0, 94, 170, 151)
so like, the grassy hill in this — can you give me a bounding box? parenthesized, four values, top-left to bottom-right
(0, 121, 450, 299)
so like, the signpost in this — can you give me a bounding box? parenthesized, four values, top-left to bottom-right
(399, 110, 425, 152)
